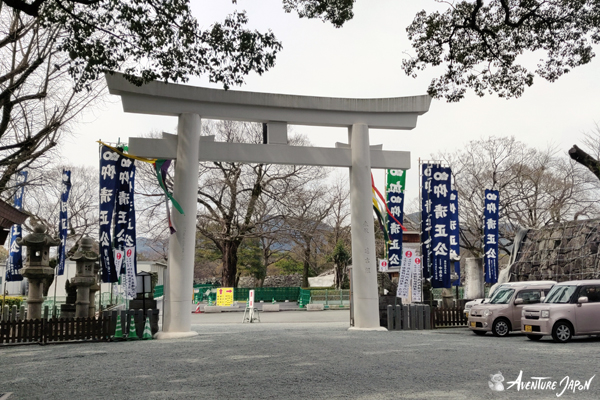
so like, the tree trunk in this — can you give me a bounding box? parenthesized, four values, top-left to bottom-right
(334, 263, 344, 290)
(221, 241, 240, 287)
(302, 245, 311, 288)
(569, 145, 600, 179)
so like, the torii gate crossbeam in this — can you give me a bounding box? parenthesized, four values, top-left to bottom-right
(106, 73, 431, 338)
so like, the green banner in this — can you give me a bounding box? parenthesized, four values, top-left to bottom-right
(386, 169, 406, 192)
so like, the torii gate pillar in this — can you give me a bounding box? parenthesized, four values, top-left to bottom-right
(349, 123, 383, 330)
(161, 114, 201, 339)
(106, 73, 431, 338)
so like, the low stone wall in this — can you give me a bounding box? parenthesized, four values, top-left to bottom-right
(262, 304, 280, 312)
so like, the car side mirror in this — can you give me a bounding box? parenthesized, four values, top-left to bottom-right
(514, 298, 523, 305)
(578, 296, 589, 304)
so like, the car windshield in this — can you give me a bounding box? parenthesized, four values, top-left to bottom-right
(544, 285, 577, 304)
(489, 288, 514, 304)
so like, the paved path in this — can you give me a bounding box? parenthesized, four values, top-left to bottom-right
(1, 310, 599, 399)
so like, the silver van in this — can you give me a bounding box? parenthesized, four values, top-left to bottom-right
(521, 279, 600, 343)
(468, 281, 556, 337)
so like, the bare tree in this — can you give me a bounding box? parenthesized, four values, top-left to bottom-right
(22, 164, 98, 252)
(284, 181, 335, 287)
(196, 120, 325, 287)
(0, 6, 103, 196)
(322, 173, 351, 288)
(437, 136, 599, 257)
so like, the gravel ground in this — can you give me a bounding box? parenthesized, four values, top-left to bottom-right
(1, 310, 599, 400)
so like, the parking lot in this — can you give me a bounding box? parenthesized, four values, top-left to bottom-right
(1, 309, 599, 399)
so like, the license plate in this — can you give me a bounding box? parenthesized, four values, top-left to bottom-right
(470, 322, 476, 328)
(524, 325, 532, 332)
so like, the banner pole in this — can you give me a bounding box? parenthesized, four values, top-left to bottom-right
(52, 274, 57, 318)
(2, 280, 6, 312)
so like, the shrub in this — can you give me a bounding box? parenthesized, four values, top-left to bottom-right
(1, 296, 24, 309)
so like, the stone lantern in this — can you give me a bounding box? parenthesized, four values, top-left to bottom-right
(70, 237, 99, 318)
(17, 224, 60, 320)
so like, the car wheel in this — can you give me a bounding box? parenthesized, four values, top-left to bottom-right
(527, 334, 542, 341)
(492, 318, 511, 337)
(473, 330, 486, 336)
(552, 321, 573, 343)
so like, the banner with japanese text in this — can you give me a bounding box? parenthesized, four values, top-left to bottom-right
(396, 249, 414, 299)
(386, 169, 405, 271)
(449, 189, 460, 286)
(420, 163, 433, 279)
(57, 170, 71, 276)
(484, 189, 500, 284)
(113, 156, 137, 276)
(124, 246, 136, 299)
(6, 171, 28, 282)
(99, 145, 137, 283)
(99, 145, 119, 282)
(429, 165, 452, 289)
(411, 256, 422, 303)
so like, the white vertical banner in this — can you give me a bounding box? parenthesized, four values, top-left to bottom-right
(378, 259, 389, 272)
(248, 289, 255, 320)
(397, 248, 415, 299)
(411, 257, 423, 303)
(396, 264, 411, 299)
(114, 249, 124, 277)
(124, 246, 137, 299)
(114, 249, 125, 301)
(249, 289, 255, 308)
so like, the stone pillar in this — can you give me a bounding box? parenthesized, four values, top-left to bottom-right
(26, 279, 44, 320)
(441, 288, 454, 308)
(157, 113, 200, 339)
(464, 258, 485, 299)
(348, 123, 386, 331)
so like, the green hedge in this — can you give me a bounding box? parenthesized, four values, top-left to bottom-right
(1, 296, 24, 309)
(234, 287, 301, 302)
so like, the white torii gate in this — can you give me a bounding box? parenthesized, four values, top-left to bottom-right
(106, 73, 431, 338)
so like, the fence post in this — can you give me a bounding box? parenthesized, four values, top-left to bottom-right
(11, 305, 17, 321)
(19, 305, 25, 321)
(423, 305, 429, 329)
(2, 305, 8, 322)
(402, 304, 410, 329)
(395, 304, 402, 330)
(409, 304, 417, 330)
(43, 305, 49, 320)
(416, 305, 423, 330)
(325, 289, 328, 309)
(386, 305, 394, 330)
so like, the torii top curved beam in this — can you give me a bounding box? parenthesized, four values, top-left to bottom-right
(105, 72, 431, 130)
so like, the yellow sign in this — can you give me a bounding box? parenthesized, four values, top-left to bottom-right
(216, 287, 234, 306)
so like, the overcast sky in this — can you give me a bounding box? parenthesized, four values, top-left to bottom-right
(62, 0, 600, 202)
